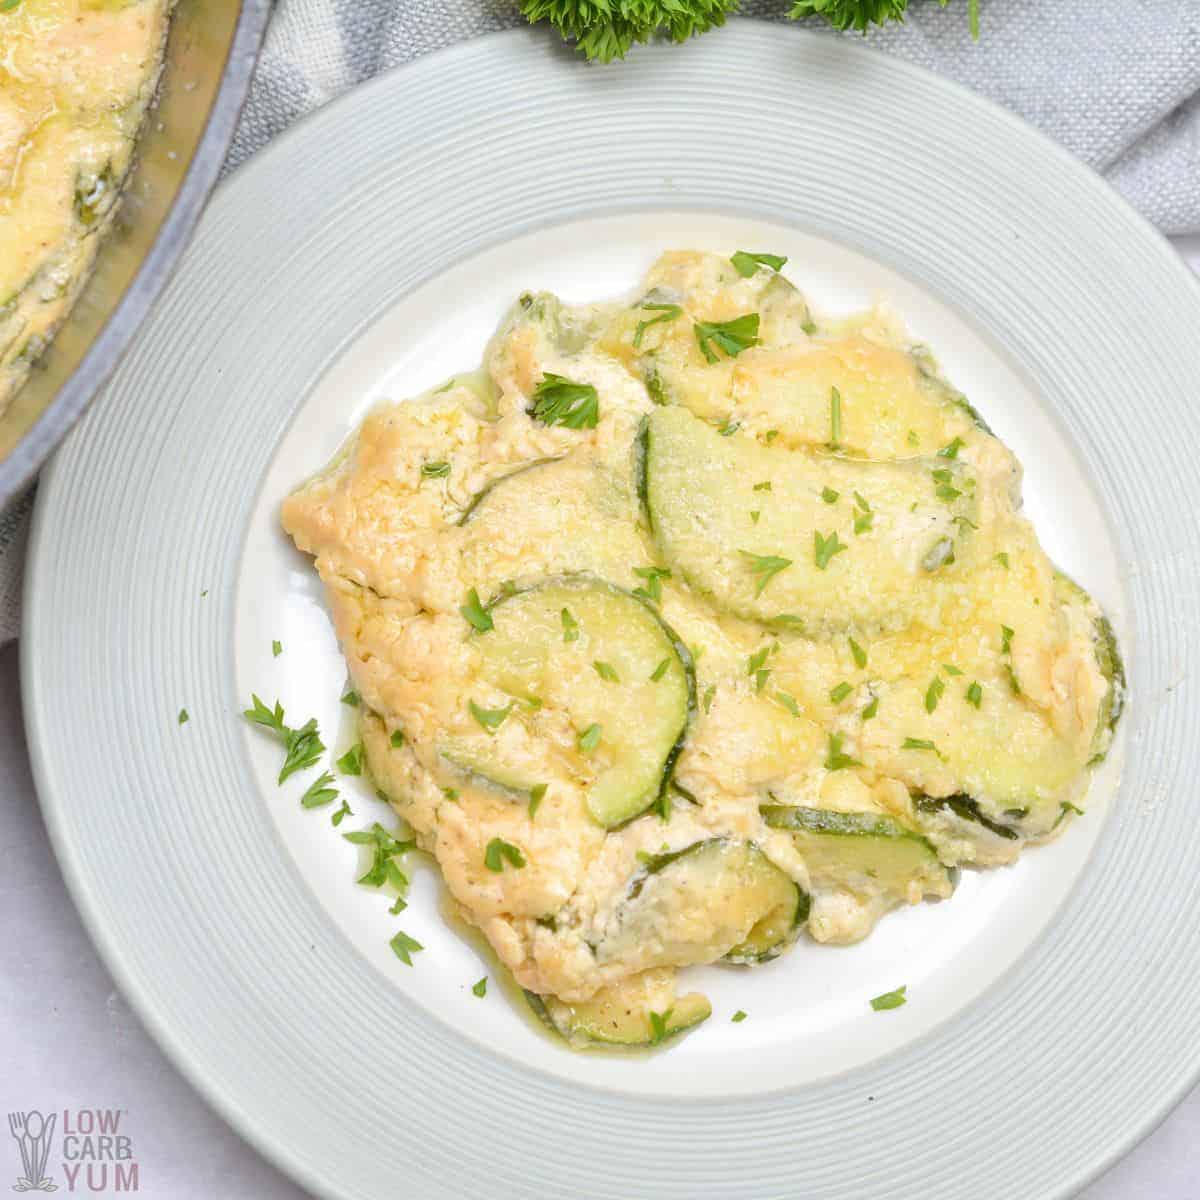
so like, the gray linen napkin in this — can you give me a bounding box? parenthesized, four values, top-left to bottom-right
(3, 0, 1198, 643)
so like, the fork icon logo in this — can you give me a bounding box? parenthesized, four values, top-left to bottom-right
(6, 1111, 57, 1193)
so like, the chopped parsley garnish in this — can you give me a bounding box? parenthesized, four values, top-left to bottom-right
(938, 437, 964, 459)
(717, 418, 741, 436)
(996, 552, 1010, 570)
(484, 837, 526, 872)
(821, 486, 840, 504)
(344, 823, 414, 888)
(740, 550, 793, 596)
(331, 800, 352, 826)
(854, 511, 874, 535)
(942, 663, 962, 676)
(650, 658, 671, 682)
(829, 681, 852, 704)
(953, 515, 978, 531)
(301, 771, 338, 809)
(633, 302, 682, 348)
(702, 684, 716, 713)
(272, 640, 282, 657)
(849, 637, 867, 668)
(529, 783, 547, 818)
(966, 681, 983, 708)
(764, 429, 779, 443)
(925, 676, 945, 713)
(1000, 624, 1015, 654)
(648, 1009, 672, 1045)
(694, 313, 760, 363)
(337, 743, 365, 775)
(577, 723, 602, 752)
(730, 250, 787, 277)
(825, 733, 860, 771)
(774, 690, 800, 717)
(242, 695, 326, 784)
(177, 708, 189, 725)
(470, 700, 513, 733)
(389, 895, 407, 914)
(753, 480, 773, 492)
(389, 930, 424, 966)
(1005, 664, 1022, 695)
(747, 645, 772, 675)
(731, 1009, 748, 1022)
(529, 373, 599, 429)
(813, 530, 847, 570)
(907, 430, 920, 447)
(853, 491, 871, 513)
(442, 787, 460, 801)
(472, 976, 488, 998)
(421, 460, 451, 478)
(870, 985, 907, 1012)
(561, 607, 580, 642)
(828, 386, 842, 449)
(593, 660, 620, 682)
(861, 695, 880, 720)
(390, 728, 406, 748)
(1062, 801, 1085, 817)
(341, 688, 360, 707)
(632, 565, 671, 603)
(460, 587, 494, 632)
(750, 510, 761, 524)
(902, 736, 938, 752)
(935, 483, 963, 502)
(754, 668, 771, 693)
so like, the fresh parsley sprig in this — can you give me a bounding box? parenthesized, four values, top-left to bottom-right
(529, 373, 600, 429)
(694, 313, 759, 364)
(242, 694, 326, 784)
(520, 1, 979, 63)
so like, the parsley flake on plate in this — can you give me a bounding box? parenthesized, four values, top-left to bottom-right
(870, 985, 907, 1011)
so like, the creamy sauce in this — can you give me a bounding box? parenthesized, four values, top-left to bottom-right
(282, 250, 1122, 1042)
(0, 0, 170, 416)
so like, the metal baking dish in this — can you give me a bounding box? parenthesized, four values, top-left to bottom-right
(0, 0, 271, 506)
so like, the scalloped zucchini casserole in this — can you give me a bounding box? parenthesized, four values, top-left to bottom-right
(1, 0, 170, 416)
(282, 250, 1124, 1050)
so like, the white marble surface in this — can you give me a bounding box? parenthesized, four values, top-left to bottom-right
(4, 237, 1199, 1199)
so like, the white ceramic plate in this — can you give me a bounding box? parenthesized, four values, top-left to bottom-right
(24, 23, 1200, 1200)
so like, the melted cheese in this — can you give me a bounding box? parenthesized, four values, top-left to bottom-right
(282, 250, 1119, 1020)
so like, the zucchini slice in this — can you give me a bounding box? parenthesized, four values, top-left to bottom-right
(471, 579, 693, 828)
(595, 838, 806, 969)
(641, 406, 979, 634)
(1053, 571, 1126, 762)
(458, 455, 648, 591)
(525, 969, 710, 1049)
(761, 805, 952, 903)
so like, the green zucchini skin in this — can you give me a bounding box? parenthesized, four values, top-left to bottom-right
(472, 577, 695, 829)
(524, 986, 711, 1048)
(761, 804, 952, 902)
(604, 837, 807, 968)
(914, 793, 1021, 841)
